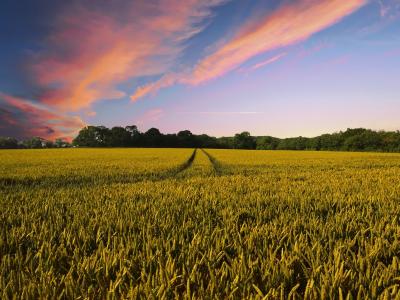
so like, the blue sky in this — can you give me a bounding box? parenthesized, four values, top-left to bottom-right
(0, 0, 399, 140)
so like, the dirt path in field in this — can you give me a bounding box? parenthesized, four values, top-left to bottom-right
(201, 149, 223, 175)
(0, 149, 198, 188)
(173, 148, 197, 174)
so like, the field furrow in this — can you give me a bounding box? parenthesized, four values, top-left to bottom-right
(0, 148, 195, 188)
(201, 148, 224, 176)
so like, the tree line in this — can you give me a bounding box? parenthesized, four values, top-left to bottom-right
(0, 136, 71, 149)
(254, 128, 400, 152)
(1, 126, 400, 152)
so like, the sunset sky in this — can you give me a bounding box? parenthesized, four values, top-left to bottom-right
(0, 0, 399, 140)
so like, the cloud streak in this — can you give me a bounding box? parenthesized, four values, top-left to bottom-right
(178, 111, 263, 115)
(378, 0, 400, 18)
(2, 1, 226, 139)
(0, 93, 85, 141)
(137, 108, 164, 126)
(131, 0, 366, 100)
(242, 52, 287, 73)
(30, 0, 227, 111)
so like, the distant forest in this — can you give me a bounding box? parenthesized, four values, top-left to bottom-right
(1, 126, 400, 152)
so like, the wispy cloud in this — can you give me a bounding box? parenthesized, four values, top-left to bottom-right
(137, 108, 164, 126)
(86, 111, 97, 117)
(240, 52, 287, 73)
(2, 0, 227, 138)
(358, 0, 400, 35)
(189, 0, 366, 84)
(0, 93, 85, 141)
(131, 73, 182, 102)
(177, 111, 263, 115)
(131, 0, 366, 101)
(378, 0, 400, 18)
(29, 0, 227, 111)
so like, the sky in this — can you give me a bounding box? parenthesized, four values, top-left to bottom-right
(0, 0, 399, 141)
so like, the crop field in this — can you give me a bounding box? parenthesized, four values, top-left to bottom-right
(1, 148, 400, 299)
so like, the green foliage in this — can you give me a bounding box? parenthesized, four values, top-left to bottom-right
(1, 148, 400, 298)
(0, 137, 70, 149)
(256, 136, 280, 150)
(216, 136, 234, 149)
(22, 136, 45, 149)
(72, 126, 223, 148)
(0, 137, 18, 149)
(54, 138, 71, 148)
(233, 131, 256, 149)
(256, 128, 400, 152)
(3, 127, 400, 151)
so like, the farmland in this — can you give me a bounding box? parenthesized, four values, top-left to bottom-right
(1, 148, 400, 299)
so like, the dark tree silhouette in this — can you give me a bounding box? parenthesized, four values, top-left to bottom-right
(233, 132, 256, 149)
(1, 126, 400, 152)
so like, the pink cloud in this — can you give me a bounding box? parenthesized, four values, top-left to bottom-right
(378, 0, 400, 18)
(137, 109, 164, 126)
(86, 111, 97, 117)
(131, 0, 366, 101)
(358, 0, 400, 35)
(188, 0, 366, 84)
(241, 52, 287, 73)
(131, 73, 181, 102)
(0, 93, 85, 141)
(30, 0, 226, 111)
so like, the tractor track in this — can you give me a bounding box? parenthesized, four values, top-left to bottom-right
(201, 149, 223, 176)
(0, 149, 198, 188)
(171, 148, 197, 175)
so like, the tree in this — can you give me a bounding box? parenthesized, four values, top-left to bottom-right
(233, 132, 255, 149)
(318, 133, 343, 150)
(54, 138, 71, 148)
(381, 131, 400, 152)
(177, 130, 196, 147)
(295, 137, 308, 150)
(342, 130, 382, 151)
(125, 125, 141, 146)
(109, 126, 131, 147)
(60, 125, 400, 152)
(196, 134, 220, 148)
(217, 137, 234, 149)
(73, 126, 98, 147)
(144, 128, 163, 147)
(306, 137, 321, 150)
(277, 138, 297, 150)
(73, 126, 110, 147)
(163, 134, 179, 147)
(342, 128, 368, 139)
(256, 136, 279, 150)
(23, 137, 44, 148)
(44, 140, 54, 148)
(0, 137, 19, 149)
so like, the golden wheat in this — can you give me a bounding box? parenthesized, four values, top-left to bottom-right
(1, 148, 399, 299)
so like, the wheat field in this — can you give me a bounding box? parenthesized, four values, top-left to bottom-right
(1, 148, 400, 299)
